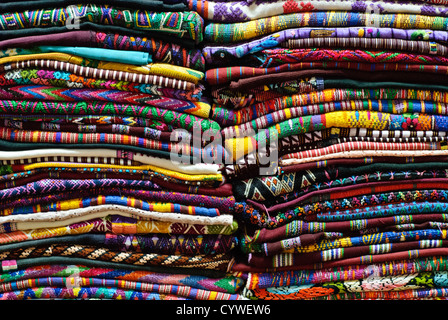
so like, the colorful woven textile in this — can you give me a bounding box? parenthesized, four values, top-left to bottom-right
(204, 12, 448, 43)
(211, 88, 448, 127)
(233, 162, 448, 202)
(192, 0, 448, 22)
(0, 244, 233, 271)
(0, 233, 237, 255)
(204, 36, 448, 67)
(0, 214, 239, 246)
(243, 271, 448, 300)
(0, 0, 189, 12)
(0, 30, 205, 70)
(0, 57, 205, 83)
(0, 5, 204, 43)
(0, 100, 220, 134)
(0, 68, 204, 101)
(234, 189, 448, 229)
(0, 85, 210, 118)
(0, 264, 244, 293)
(245, 256, 448, 289)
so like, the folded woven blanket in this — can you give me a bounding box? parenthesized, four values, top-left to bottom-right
(0, 30, 204, 70)
(0, 287, 191, 300)
(0, 0, 189, 12)
(0, 148, 222, 172)
(256, 48, 448, 69)
(204, 11, 448, 43)
(212, 88, 448, 127)
(246, 207, 448, 243)
(243, 271, 448, 300)
(0, 56, 204, 83)
(243, 227, 448, 255)
(2, 195, 222, 217)
(207, 61, 448, 86)
(234, 247, 448, 272)
(233, 162, 448, 202)
(192, 0, 448, 22)
(0, 233, 237, 255)
(0, 264, 245, 293)
(0, 100, 220, 134)
(224, 110, 448, 161)
(0, 213, 239, 245)
(0, 244, 233, 271)
(245, 256, 448, 289)
(0, 68, 204, 102)
(0, 85, 211, 118)
(309, 288, 448, 300)
(221, 99, 448, 138)
(234, 188, 448, 229)
(0, 5, 203, 43)
(204, 35, 448, 67)
(0, 204, 235, 230)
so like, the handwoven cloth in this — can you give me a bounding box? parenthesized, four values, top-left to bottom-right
(0, 100, 220, 134)
(247, 239, 448, 268)
(246, 207, 448, 243)
(204, 12, 448, 43)
(0, 57, 205, 84)
(247, 179, 448, 216)
(0, 282, 241, 300)
(1, 46, 153, 66)
(202, 27, 448, 65)
(237, 247, 448, 272)
(0, 288, 190, 300)
(245, 256, 448, 289)
(0, 233, 237, 255)
(256, 48, 448, 68)
(0, 176, 223, 202)
(243, 271, 448, 300)
(0, 127, 212, 156)
(0, 31, 204, 71)
(0, 280, 242, 300)
(191, 0, 448, 22)
(0, 0, 189, 12)
(0, 147, 221, 174)
(0, 120, 185, 142)
(211, 80, 448, 109)
(310, 288, 448, 300)
(0, 85, 211, 118)
(0, 214, 239, 246)
(0, 204, 235, 230)
(242, 228, 448, 255)
(212, 88, 448, 127)
(1, 195, 221, 217)
(234, 189, 448, 229)
(0, 244, 233, 271)
(206, 61, 448, 86)
(221, 100, 448, 138)
(0, 68, 203, 101)
(0, 5, 204, 43)
(233, 162, 448, 202)
(0, 264, 245, 293)
(224, 110, 448, 161)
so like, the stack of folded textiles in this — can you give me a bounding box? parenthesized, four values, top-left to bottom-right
(0, 1, 245, 300)
(197, 0, 448, 300)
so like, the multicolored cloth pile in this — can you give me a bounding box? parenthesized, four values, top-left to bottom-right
(4, 0, 448, 302)
(198, 0, 448, 300)
(0, 1, 245, 300)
